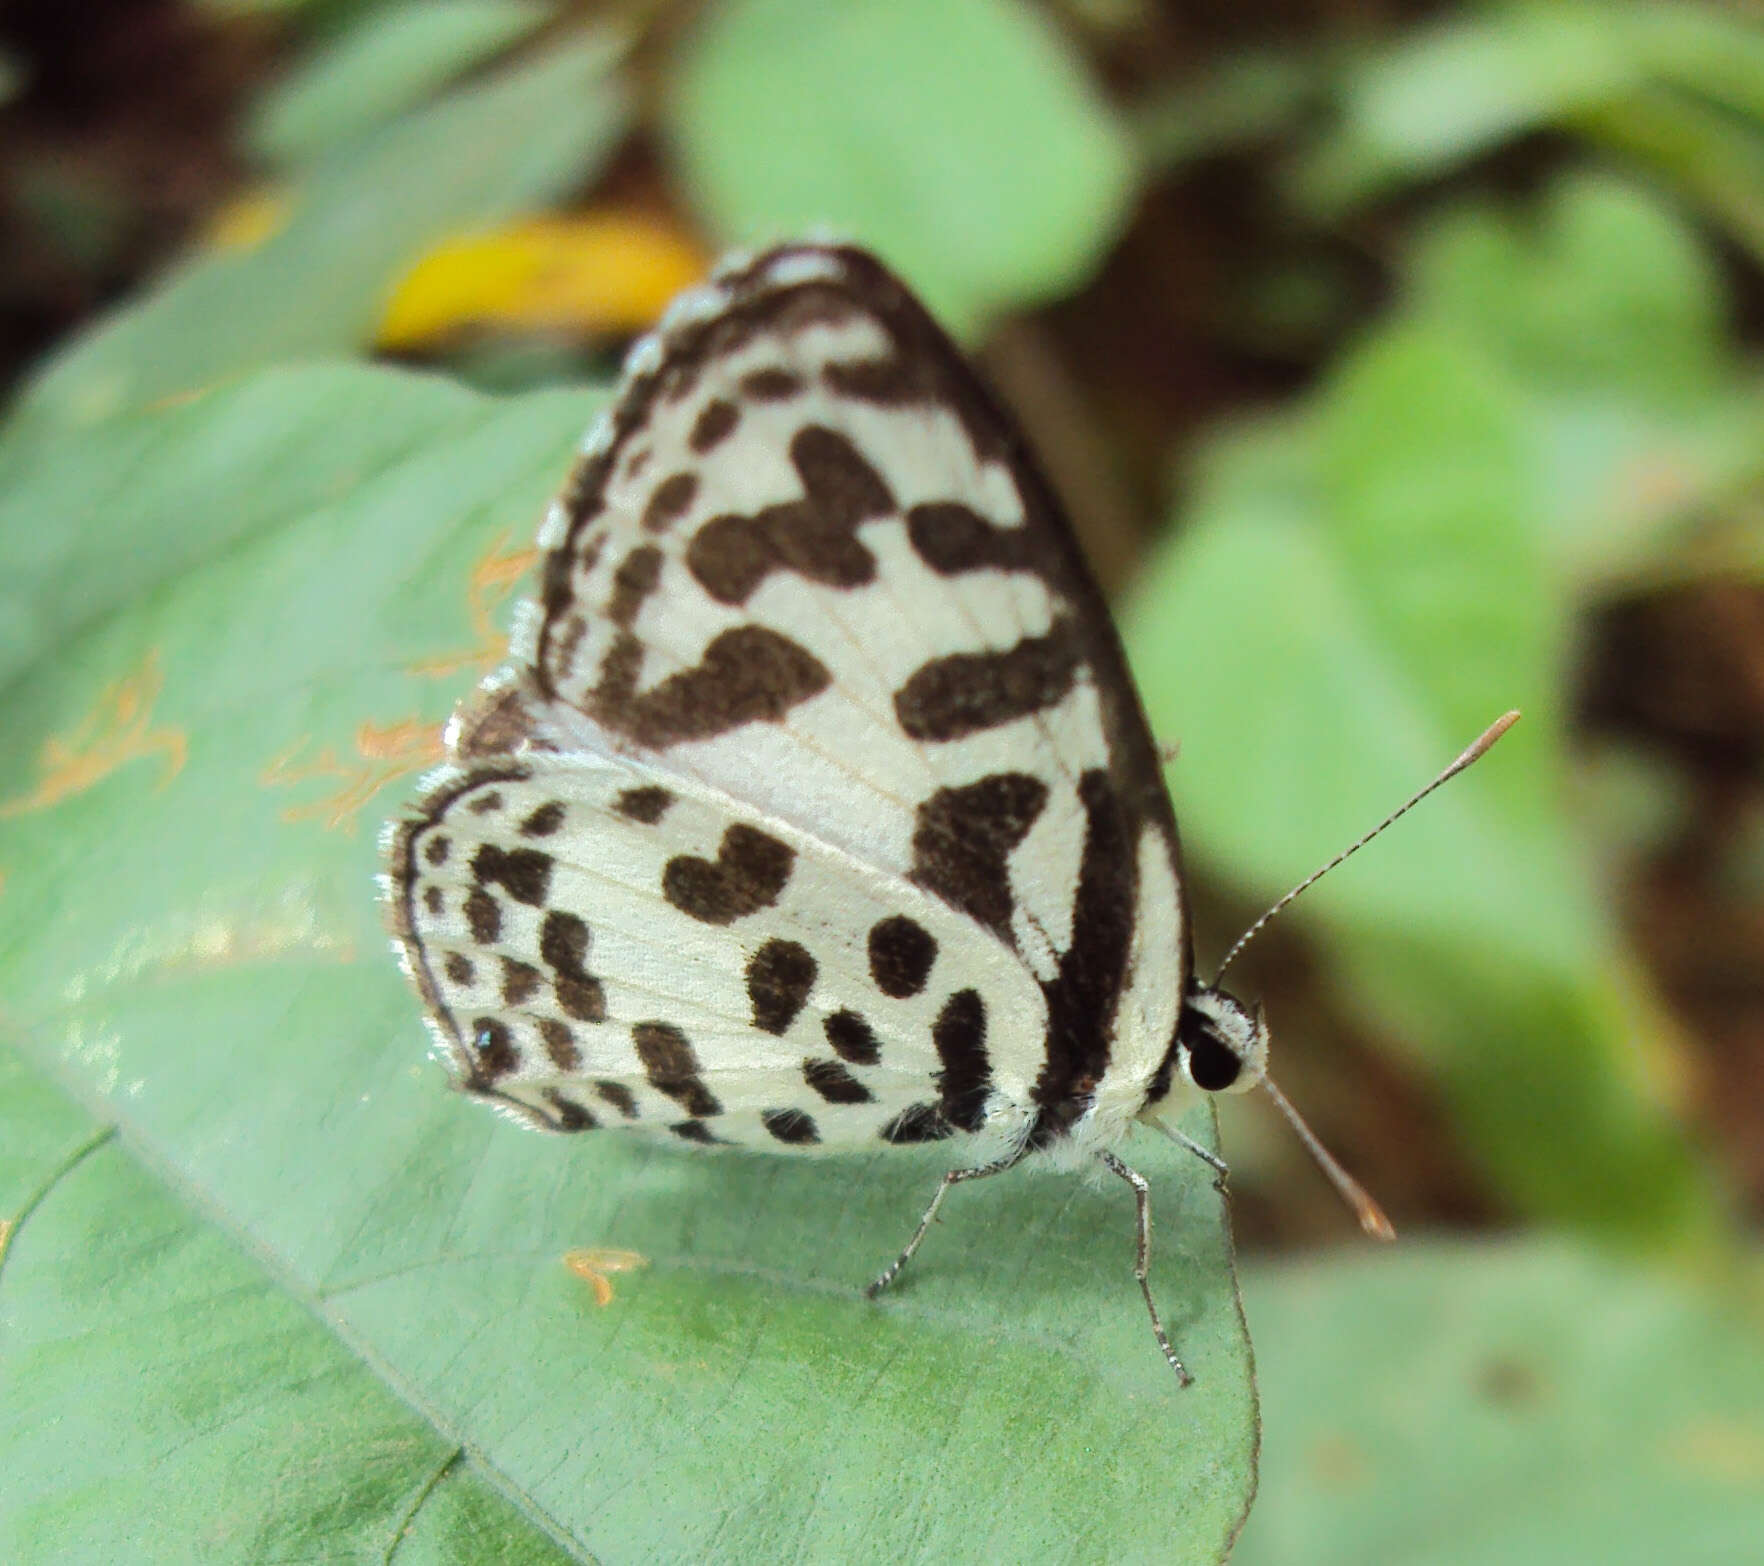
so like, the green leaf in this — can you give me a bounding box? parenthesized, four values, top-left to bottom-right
(1231, 1238, 1764, 1565)
(1570, 82, 1764, 277)
(1402, 171, 1764, 592)
(0, 1049, 569, 1563)
(0, 362, 1256, 1561)
(1628, 1, 1764, 124)
(247, 0, 555, 167)
(666, 0, 1136, 336)
(1408, 171, 1726, 405)
(12, 32, 629, 432)
(0, 364, 490, 694)
(1291, 0, 1764, 277)
(1295, 2, 1643, 212)
(1123, 327, 1722, 1250)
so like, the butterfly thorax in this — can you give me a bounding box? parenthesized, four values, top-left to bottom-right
(1039, 976, 1265, 1171)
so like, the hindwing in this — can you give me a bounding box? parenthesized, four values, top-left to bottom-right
(389, 743, 1045, 1152)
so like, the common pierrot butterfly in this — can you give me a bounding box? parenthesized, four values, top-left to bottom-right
(383, 243, 1514, 1383)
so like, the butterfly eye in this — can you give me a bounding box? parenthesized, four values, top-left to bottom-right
(1186, 1033, 1243, 1092)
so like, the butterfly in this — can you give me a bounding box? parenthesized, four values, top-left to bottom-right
(382, 243, 1512, 1384)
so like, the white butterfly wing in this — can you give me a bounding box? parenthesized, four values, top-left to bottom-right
(512, 246, 1189, 1138)
(389, 740, 1046, 1154)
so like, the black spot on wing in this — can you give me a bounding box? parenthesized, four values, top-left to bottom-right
(423, 885, 445, 917)
(642, 472, 699, 533)
(538, 1018, 580, 1070)
(906, 502, 1037, 575)
(910, 772, 1048, 938)
(444, 952, 474, 987)
(540, 910, 606, 1023)
(792, 423, 894, 520)
(741, 366, 804, 400)
(607, 544, 664, 625)
(501, 958, 542, 1006)
(665, 824, 795, 925)
(554, 973, 604, 1024)
(878, 1103, 954, 1144)
(544, 1090, 597, 1131)
(471, 843, 554, 907)
(588, 625, 830, 749)
(614, 784, 674, 824)
(547, 614, 591, 690)
(761, 1107, 820, 1145)
(633, 1021, 721, 1118)
(519, 802, 566, 838)
(746, 938, 817, 1034)
(868, 915, 937, 998)
(894, 622, 1082, 743)
(686, 425, 894, 605)
(539, 908, 590, 972)
(802, 1057, 873, 1104)
(690, 399, 739, 454)
(471, 1018, 518, 1080)
(424, 835, 450, 866)
(595, 1080, 639, 1119)
(464, 887, 500, 943)
(932, 989, 990, 1133)
(1031, 770, 1137, 1142)
(823, 1010, 881, 1065)
(822, 354, 936, 406)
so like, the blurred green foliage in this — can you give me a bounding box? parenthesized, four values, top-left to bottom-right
(13, 29, 629, 432)
(245, 0, 552, 167)
(1234, 1238, 1764, 1565)
(3, 0, 1763, 1561)
(668, 0, 1137, 334)
(1125, 171, 1738, 1254)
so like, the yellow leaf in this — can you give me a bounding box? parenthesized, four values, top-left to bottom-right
(377, 213, 708, 349)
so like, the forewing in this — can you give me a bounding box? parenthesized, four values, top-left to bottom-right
(387, 741, 1046, 1153)
(518, 246, 1189, 1119)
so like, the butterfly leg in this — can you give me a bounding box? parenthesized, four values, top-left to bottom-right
(865, 1146, 1031, 1300)
(1163, 1122, 1230, 1193)
(1098, 1150, 1193, 1388)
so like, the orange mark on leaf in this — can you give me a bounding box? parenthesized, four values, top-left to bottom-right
(262, 720, 444, 833)
(265, 522, 537, 831)
(408, 529, 538, 680)
(564, 1247, 649, 1308)
(1, 651, 185, 818)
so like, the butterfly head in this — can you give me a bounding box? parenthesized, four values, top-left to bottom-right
(1150, 713, 1522, 1241)
(1160, 985, 1395, 1242)
(1173, 986, 1268, 1096)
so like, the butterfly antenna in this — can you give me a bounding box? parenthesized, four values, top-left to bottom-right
(1212, 711, 1520, 985)
(1262, 1073, 1395, 1239)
